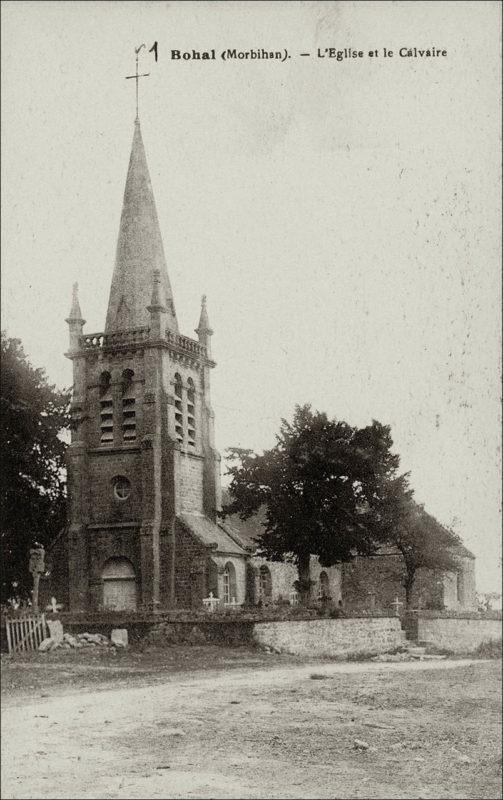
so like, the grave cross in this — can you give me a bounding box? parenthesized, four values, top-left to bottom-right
(125, 44, 150, 121)
(46, 596, 64, 614)
(391, 596, 404, 616)
(202, 591, 220, 613)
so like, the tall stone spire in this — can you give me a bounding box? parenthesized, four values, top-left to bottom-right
(105, 120, 178, 333)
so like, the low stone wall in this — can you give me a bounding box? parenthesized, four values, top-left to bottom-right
(253, 616, 405, 657)
(416, 614, 502, 653)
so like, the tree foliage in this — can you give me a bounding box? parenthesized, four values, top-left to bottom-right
(0, 333, 70, 601)
(221, 404, 401, 601)
(222, 404, 466, 607)
(366, 474, 462, 606)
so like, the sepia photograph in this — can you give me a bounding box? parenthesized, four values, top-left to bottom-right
(1, 1, 501, 798)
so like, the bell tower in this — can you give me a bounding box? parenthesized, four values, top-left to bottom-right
(65, 118, 221, 612)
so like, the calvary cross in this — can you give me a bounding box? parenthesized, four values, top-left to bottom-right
(391, 596, 404, 616)
(125, 44, 150, 120)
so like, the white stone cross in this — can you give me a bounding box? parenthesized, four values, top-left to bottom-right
(391, 596, 404, 616)
(46, 596, 64, 614)
(202, 592, 220, 613)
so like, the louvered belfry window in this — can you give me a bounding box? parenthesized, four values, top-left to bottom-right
(174, 373, 183, 445)
(121, 369, 136, 442)
(99, 371, 113, 444)
(187, 377, 196, 448)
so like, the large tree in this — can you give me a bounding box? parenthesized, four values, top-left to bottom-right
(377, 476, 462, 607)
(0, 333, 70, 602)
(221, 404, 400, 603)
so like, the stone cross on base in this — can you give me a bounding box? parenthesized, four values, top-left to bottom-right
(202, 592, 220, 613)
(391, 596, 404, 616)
(45, 596, 64, 614)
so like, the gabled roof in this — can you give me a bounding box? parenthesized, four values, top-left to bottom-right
(105, 120, 178, 334)
(452, 543, 475, 560)
(219, 489, 267, 551)
(177, 513, 247, 556)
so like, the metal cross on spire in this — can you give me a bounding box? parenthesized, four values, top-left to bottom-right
(125, 44, 150, 121)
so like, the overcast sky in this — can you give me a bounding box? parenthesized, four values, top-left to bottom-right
(2, 1, 501, 593)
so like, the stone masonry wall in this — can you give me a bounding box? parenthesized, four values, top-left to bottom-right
(250, 557, 298, 604)
(253, 617, 406, 657)
(174, 521, 208, 608)
(417, 616, 502, 653)
(177, 453, 204, 513)
(87, 451, 142, 525)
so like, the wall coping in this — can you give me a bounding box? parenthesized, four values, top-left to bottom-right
(404, 609, 502, 621)
(1, 609, 399, 626)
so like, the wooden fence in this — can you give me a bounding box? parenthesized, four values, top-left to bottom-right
(5, 613, 47, 654)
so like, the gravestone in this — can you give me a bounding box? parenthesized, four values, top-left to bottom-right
(46, 619, 64, 644)
(111, 628, 128, 648)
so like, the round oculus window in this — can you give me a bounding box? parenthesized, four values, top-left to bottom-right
(113, 477, 131, 500)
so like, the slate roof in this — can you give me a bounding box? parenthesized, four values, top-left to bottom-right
(177, 513, 247, 556)
(219, 492, 476, 562)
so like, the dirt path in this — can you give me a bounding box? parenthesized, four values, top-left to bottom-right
(2, 659, 500, 799)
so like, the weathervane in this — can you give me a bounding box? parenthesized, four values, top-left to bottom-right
(125, 44, 150, 121)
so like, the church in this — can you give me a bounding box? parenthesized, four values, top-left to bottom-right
(47, 113, 476, 615)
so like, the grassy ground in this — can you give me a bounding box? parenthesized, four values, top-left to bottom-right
(1, 647, 501, 799)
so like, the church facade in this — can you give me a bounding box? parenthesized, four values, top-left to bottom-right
(52, 117, 475, 615)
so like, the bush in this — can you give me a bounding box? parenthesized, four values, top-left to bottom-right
(474, 639, 502, 659)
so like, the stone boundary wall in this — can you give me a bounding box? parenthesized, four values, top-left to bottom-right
(416, 615, 502, 653)
(253, 617, 405, 657)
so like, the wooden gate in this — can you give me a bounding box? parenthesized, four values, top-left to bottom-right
(5, 613, 47, 654)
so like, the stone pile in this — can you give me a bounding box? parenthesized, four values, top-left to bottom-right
(371, 645, 447, 662)
(38, 631, 124, 652)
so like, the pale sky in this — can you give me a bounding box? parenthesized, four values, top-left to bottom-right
(2, 1, 501, 592)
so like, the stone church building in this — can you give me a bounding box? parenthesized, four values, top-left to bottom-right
(46, 117, 476, 614)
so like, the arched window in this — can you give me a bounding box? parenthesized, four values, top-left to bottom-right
(102, 557, 137, 611)
(259, 565, 272, 601)
(187, 377, 196, 448)
(174, 373, 183, 445)
(222, 562, 237, 605)
(318, 571, 330, 600)
(121, 369, 136, 442)
(456, 571, 463, 604)
(99, 371, 113, 444)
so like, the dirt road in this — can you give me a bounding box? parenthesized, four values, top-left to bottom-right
(2, 658, 501, 799)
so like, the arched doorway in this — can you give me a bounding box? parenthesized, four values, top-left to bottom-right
(102, 557, 137, 611)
